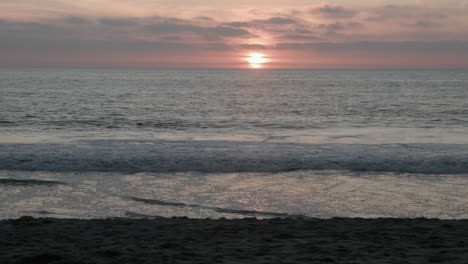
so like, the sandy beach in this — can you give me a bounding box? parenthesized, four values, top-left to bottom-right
(1, 216, 467, 264)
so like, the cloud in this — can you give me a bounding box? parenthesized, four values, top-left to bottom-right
(223, 17, 298, 29)
(0, 2, 467, 68)
(367, 5, 447, 22)
(253, 17, 297, 25)
(405, 20, 441, 28)
(275, 41, 468, 53)
(0, 34, 226, 54)
(237, 44, 268, 50)
(193, 16, 214, 21)
(318, 22, 344, 31)
(0, 17, 243, 54)
(294, 28, 314, 34)
(99, 18, 139, 26)
(282, 34, 322, 41)
(308, 3, 358, 19)
(62, 17, 89, 24)
(210, 26, 252, 37)
(160, 35, 182, 41)
(144, 22, 251, 39)
(317, 22, 362, 35)
(223, 21, 250, 27)
(0, 20, 68, 36)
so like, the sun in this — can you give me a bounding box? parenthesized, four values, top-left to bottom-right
(247, 53, 266, 64)
(246, 53, 268, 68)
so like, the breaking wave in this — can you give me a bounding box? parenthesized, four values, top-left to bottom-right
(125, 196, 294, 217)
(1, 139, 467, 174)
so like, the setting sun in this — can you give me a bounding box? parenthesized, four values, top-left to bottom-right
(246, 53, 268, 68)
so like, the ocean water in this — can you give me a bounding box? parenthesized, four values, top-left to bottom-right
(1, 68, 467, 219)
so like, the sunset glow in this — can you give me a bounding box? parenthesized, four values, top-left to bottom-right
(0, 0, 467, 68)
(247, 53, 268, 68)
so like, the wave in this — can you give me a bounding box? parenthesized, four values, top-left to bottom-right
(1, 139, 468, 174)
(23, 210, 60, 215)
(0, 119, 235, 130)
(125, 196, 294, 218)
(0, 178, 66, 186)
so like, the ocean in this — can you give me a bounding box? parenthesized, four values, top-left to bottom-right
(1, 68, 467, 219)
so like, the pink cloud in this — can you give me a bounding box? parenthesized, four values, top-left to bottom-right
(307, 3, 358, 19)
(0, 1, 467, 68)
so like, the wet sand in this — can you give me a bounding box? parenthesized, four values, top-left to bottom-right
(1, 216, 467, 264)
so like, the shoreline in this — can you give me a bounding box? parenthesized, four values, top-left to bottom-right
(1, 216, 467, 263)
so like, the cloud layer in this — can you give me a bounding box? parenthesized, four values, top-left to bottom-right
(0, 1, 467, 68)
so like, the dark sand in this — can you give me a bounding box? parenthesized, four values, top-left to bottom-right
(1, 217, 467, 264)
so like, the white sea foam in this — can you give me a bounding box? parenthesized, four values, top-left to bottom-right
(1, 139, 467, 174)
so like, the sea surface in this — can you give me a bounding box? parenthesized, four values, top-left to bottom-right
(1, 68, 467, 219)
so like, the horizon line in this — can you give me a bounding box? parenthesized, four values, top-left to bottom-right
(1, 66, 467, 71)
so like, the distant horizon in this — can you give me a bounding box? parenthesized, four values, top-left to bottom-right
(2, 66, 468, 70)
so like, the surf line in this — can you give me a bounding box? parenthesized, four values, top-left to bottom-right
(123, 195, 304, 218)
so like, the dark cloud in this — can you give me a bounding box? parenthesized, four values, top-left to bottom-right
(406, 20, 441, 28)
(99, 18, 139, 26)
(275, 41, 468, 53)
(294, 28, 314, 34)
(0, 7, 466, 68)
(318, 22, 344, 31)
(62, 17, 88, 24)
(206, 43, 232, 51)
(317, 22, 362, 34)
(253, 17, 297, 25)
(149, 16, 189, 24)
(0, 21, 68, 36)
(193, 16, 214, 21)
(144, 22, 251, 38)
(282, 34, 322, 41)
(0, 34, 226, 53)
(211, 26, 251, 37)
(0, 16, 251, 46)
(161, 35, 182, 41)
(0, 17, 239, 54)
(223, 21, 250, 27)
(308, 4, 358, 19)
(237, 44, 269, 50)
(367, 5, 447, 22)
(145, 22, 199, 33)
(223, 17, 298, 29)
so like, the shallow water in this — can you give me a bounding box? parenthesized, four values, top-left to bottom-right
(1, 170, 467, 219)
(1, 68, 467, 219)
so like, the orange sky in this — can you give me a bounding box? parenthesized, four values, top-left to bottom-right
(0, 0, 468, 68)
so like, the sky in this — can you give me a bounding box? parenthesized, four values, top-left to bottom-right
(1, 0, 468, 68)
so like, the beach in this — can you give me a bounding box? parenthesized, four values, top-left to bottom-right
(1, 216, 467, 264)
